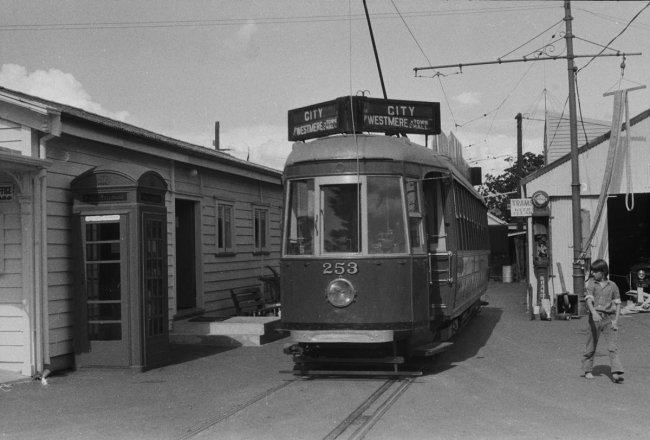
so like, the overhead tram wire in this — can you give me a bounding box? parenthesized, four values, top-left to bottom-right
(0, 4, 560, 32)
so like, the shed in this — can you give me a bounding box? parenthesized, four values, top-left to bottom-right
(521, 103, 650, 311)
(0, 86, 283, 375)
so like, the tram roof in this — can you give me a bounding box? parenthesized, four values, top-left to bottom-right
(287, 133, 471, 175)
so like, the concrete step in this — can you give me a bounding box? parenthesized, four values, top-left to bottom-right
(170, 316, 288, 347)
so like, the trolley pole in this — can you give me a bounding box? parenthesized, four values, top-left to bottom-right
(564, 0, 585, 303)
(363, 0, 388, 99)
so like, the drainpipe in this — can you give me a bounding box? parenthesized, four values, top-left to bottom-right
(37, 133, 56, 380)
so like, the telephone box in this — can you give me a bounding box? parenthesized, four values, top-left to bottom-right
(71, 164, 169, 370)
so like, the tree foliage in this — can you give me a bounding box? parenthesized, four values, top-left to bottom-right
(478, 152, 545, 222)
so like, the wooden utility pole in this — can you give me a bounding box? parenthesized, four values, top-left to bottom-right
(564, 0, 584, 302)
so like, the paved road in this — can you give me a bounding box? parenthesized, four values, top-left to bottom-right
(2, 281, 648, 439)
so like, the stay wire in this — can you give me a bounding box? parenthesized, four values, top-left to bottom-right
(578, 1, 650, 73)
(499, 19, 564, 60)
(390, 0, 431, 66)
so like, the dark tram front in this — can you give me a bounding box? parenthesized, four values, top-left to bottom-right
(280, 96, 489, 375)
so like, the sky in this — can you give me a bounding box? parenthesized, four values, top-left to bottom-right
(1, 1, 648, 176)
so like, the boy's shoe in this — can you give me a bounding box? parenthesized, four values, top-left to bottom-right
(584, 372, 594, 379)
(612, 373, 624, 383)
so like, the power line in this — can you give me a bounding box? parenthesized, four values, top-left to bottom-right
(0, 4, 559, 32)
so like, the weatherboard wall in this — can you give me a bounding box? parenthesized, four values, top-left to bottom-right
(42, 131, 282, 368)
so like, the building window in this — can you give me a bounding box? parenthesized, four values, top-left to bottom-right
(217, 203, 234, 253)
(254, 207, 269, 252)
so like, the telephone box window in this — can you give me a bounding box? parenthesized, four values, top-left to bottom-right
(85, 221, 122, 341)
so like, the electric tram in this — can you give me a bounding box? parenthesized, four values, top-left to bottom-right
(280, 96, 489, 375)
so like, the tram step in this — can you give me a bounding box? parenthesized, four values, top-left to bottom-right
(294, 355, 405, 365)
(412, 341, 453, 357)
(283, 369, 422, 377)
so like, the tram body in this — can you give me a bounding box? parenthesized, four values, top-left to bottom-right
(280, 133, 489, 366)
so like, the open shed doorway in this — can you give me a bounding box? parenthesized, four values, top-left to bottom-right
(607, 193, 650, 294)
(175, 199, 198, 312)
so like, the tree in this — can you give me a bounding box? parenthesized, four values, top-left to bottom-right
(478, 152, 545, 222)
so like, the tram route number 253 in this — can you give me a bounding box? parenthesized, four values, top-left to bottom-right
(322, 262, 359, 275)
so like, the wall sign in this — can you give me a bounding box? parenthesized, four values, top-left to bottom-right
(0, 185, 14, 201)
(510, 198, 533, 217)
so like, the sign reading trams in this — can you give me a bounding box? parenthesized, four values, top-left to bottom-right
(288, 96, 441, 141)
(510, 198, 533, 217)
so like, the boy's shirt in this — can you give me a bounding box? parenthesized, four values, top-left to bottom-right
(585, 279, 621, 313)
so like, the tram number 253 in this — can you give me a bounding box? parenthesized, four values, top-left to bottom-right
(322, 262, 359, 275)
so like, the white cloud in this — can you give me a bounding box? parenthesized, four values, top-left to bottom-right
(454, 92, 481, 106)
(0, 64, 130, 121)
(220, 124, 291, 171)
(223, 21, 259, 58)
(166, 123, 291, 171)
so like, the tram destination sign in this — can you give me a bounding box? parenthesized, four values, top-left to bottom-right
(288, 98, 349, 142)
(288, 96, 441, 141)
(361, 97, 440, 136)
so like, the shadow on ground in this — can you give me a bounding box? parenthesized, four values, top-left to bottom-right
(417, 306, 503, 375)
(148, 343, 238, 370)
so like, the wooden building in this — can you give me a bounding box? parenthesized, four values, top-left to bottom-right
(521, 104, 650, 313)
(0, 87, 282, 377)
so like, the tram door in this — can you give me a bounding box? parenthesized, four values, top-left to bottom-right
(423, 174, 454, 318)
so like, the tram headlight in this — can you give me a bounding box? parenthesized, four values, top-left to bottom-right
(637, 270, 646, 280)
(326, 278, 356, 308)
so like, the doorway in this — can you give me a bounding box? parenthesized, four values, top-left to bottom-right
(77, 214, 131, 367)
(607, 193, 650, 293)
(175, 199, 197, 311)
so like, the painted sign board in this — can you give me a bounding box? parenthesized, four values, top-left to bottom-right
(510, 198, 533, 217)
(288, 96, 441, 141)
(0, 185, 13, 201)
(361, 97, 440, 136)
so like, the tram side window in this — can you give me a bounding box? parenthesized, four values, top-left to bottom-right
(367, 176, 406, 254)
(322, 183, 361, 253)
(285, 179, 314, 255)
(405, 179, 424, 253)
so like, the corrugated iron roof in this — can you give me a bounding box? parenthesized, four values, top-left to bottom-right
(522, 107, 650, 185)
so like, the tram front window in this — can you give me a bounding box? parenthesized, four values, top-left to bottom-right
(367, 176, 406, 254)
(285, 179, 315, 255)
(322, 184, 361, 253)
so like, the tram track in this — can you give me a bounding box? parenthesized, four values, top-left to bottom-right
(176, 379, 300, 440)
(175, 376, 414, 440)
(322, 377, 415, 440)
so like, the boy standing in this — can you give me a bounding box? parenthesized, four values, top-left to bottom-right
(582, 259, 624, 383)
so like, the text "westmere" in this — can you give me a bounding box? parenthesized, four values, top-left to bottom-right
(364, 115, 430, 130)
(293, 117, 338, 136)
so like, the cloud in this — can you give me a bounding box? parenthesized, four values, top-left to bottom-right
(220, 124, 291, 170)
(223, 21, 259, 58)
(166, 123, 291, 171)
(454, 92, 481, 106)
(0, 64, 130, 121)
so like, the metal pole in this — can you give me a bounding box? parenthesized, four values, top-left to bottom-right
(413, 52, 641, 75)
(564, 0, 585, 303)
(362, 0, 388, 99)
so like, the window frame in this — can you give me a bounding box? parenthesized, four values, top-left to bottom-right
(215, 201, 235, 255)
(253, 206, 270, 254)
